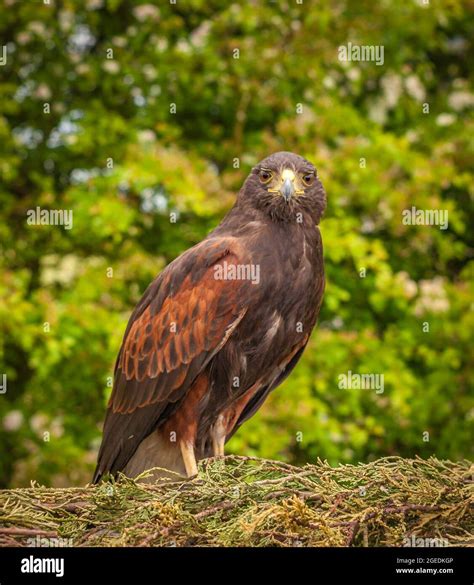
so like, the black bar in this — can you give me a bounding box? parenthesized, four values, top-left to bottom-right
(0, 547, 471, 585)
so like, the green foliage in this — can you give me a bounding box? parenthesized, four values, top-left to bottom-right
(0, 0, 472, 487)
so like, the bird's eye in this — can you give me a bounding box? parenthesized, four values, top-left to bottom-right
(302, 172, 315, 186)
(259, 169, 273, 184)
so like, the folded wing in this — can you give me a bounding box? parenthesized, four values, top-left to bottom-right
(93, 237, 254, 481)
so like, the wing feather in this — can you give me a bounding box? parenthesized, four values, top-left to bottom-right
(93, 237, 254, 481)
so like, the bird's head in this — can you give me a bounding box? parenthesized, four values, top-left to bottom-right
(239, 151, 326, 224)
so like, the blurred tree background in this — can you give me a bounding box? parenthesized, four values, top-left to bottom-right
(0, 0, 472, 488)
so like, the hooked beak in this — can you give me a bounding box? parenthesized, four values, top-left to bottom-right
(279, 169, 296, 202)
(280, 178, 294, 202)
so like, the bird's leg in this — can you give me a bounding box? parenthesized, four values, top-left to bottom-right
(180, 440, 198, 477)
(211, 381, 263, 459)
(211, 414, 226, 458)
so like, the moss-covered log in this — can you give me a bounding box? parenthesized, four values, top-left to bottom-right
(0, 456, 472, 547)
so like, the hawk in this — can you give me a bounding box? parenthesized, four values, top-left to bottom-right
(93, 151, 326, 482)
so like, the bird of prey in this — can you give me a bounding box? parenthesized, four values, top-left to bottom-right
(93, 151, 326, 482)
